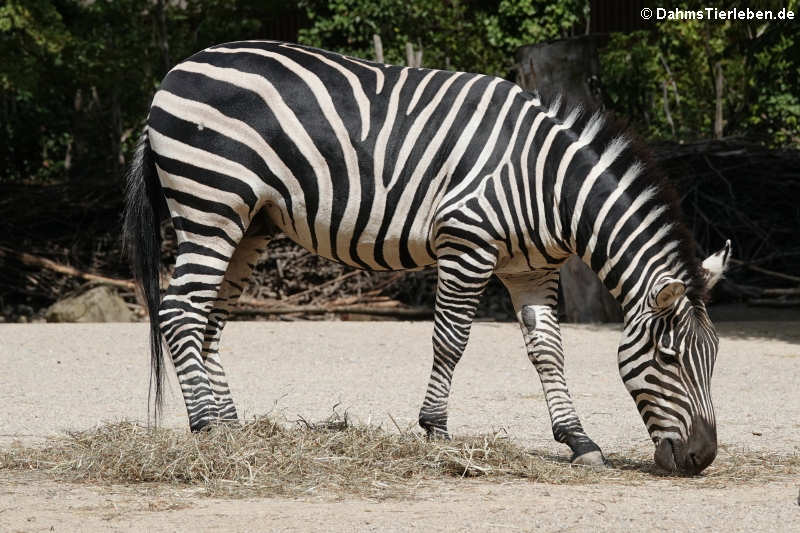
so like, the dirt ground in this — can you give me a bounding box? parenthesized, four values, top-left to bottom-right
(1, 318, 798, 531)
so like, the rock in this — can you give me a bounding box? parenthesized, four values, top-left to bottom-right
(46, 286, 135, 323)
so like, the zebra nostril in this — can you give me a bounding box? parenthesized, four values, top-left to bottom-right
(684, 417, 718, 474)
(689, 452, 699, 468)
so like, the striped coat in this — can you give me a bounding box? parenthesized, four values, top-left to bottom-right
(125, 41, 730, 474)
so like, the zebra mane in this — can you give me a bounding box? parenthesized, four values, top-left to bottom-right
(537, 91, 707, 304)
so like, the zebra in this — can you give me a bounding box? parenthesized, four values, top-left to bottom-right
(123, 40, 731, 475)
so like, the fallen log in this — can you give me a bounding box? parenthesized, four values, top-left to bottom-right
(761, 287, 800, 296)
(747, 298, 800, 308)
(0, 246, 135, 291)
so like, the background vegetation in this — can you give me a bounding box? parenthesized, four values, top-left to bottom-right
(1, 0, 798, 318)
(3, 0, 797, 186)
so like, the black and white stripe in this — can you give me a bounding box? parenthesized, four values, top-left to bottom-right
(124, 41, 730, 474)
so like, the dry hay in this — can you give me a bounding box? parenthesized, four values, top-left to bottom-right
(1, 415, 797, 499)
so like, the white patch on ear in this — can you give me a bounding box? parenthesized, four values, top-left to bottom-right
(652, 277, 686, 309)
(702, 240, 732, 290)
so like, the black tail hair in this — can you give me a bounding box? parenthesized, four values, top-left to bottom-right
(123, 131, 166, 423)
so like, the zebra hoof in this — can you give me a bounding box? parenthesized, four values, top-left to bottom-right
(570, 450, 607, 467)
(419, 422, 450, 440)
(426, 429, 451, 440)
(418, 414, 450, 440)
(189, 414, 225, 433)
(190, 421, 214, 433)
(190, 422, 233, 434)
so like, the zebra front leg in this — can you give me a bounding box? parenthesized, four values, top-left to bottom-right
(419, 252, 494, 438)
(201, 232, 272, 423)
(499, 272, 606, 466)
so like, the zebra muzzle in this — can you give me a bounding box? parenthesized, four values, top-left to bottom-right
(654, 418, 717, 475)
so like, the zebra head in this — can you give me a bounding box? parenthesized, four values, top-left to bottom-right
(619, 241, 731, 475)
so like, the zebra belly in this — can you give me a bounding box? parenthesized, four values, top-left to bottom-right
(263, 195, 437, 272)
(494, 248, 566, 274)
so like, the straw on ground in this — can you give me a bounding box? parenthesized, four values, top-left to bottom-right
(2, 415, 797, 499)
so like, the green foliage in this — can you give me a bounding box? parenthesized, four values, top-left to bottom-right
(482, 0, 586, 53)
(600, 3, 800, 146)
(297, 0, 586, 76)
(1, 0, 797, 187)
(0, 0, 70, 91)
(744, 27, 800, 145)
(298, 0, 503, 74)
(0, 0, 297, 184)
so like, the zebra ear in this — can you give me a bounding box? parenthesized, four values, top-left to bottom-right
(652, 277, 686, 309)
(702, 240, 731, 290)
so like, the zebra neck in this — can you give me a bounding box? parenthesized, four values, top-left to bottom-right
(552, 144, 692, 318)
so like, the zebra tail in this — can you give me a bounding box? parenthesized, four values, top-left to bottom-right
(122, 130, 166, 423)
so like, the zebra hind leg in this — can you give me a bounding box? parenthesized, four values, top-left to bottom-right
(201, 224, 273, 424)
(499, 272, 606, 466)
(159, 243, 230, 432)
(419, 252, 494, 439)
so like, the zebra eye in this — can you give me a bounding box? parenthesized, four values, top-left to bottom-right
(658, 346, 679, 366)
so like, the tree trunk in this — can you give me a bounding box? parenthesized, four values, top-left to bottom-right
(110, 87, 123, 180)
(515, 35, 622, 323)
(373, 34, 384, 63)
(155, 0, 172, 74)
(559, 258, 622, 323)
(713, 61, 724, 139)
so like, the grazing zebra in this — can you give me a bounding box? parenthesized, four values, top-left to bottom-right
(124, 41, 731, 475)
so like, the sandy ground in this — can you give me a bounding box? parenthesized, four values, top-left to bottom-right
(0, 319, 798, 531)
